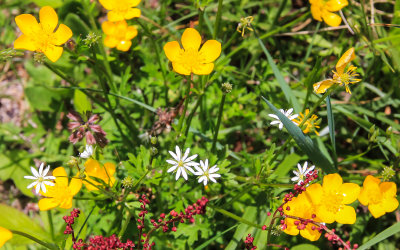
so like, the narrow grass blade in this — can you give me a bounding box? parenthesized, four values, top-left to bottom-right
(262, 96, 336, 173)
(326, 95, 337, 167)
(194, 225, 238, 250)
(357, 222, 400, 250)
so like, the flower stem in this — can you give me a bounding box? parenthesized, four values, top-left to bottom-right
(176, 76, 192, 135)
(11, 230, 58, 250)
(213, 0, 224, 39)
(211, 92, 226, 151)
(47, 210, 55, 241)
(211, 206, 265, 229)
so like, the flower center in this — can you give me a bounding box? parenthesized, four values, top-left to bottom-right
(38, 176, 45, 182)
(180, 48, 201, 68)
(323, 191, 344, 213)
(32, 25, 56, 52)
(178, 161, 184, 167)
(368, 189, 382, 204)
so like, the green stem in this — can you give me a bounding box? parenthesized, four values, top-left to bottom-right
(76, 205, 96, 240)
(177, 77, 192, 134)
(118, 209, 132, 237)
(213, 0, 224, 39)
(11, 230, 58, 250)
(47, 210, 54, 241)
(183, 93, 203, 138)
(211, 207, 265, 229)
(211, 93, 226, 151)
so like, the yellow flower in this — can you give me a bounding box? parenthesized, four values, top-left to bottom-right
(163, 28, 221, 75)
(313, 47, 361, 94)
(14, 6, 72, 62)
(83, 159, 116, 191)
(99, 0, 141, 22)
(102, 20, 138, 51)
(294, 109, 320, 135)
(358, 175, 399, 218)
(283, 192, 322, 241)
(38, 167, 82, 211)
(309, 0, 348, 27)
(0, 227, 12, 248)
(307, 173, 360, 224)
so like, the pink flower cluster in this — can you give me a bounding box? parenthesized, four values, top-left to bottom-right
(63, 208, 80, 240)
(73, 235, 135, 249)
(244, 234, 256, 250)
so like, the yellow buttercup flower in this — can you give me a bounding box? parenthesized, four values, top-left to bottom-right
(0, 227, 12, 248)
(99, 0, 141, 22)
(38, 167, 82, 211)
(283, 192, 322, 241)
(294, 109, 320, 135)
(102, 20, 138, 51)
(163, 28, 221, 75)
(14, 6, 72, 62)
(313, 47, 360, 94)
(309, 0, 348, 27)
(358, 175, 399, 218)
(83, 159, 116, 191)
(307, 173, 360, 224)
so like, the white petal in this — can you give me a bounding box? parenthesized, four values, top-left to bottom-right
(291, 176, 299, 182)
(184, 162, 200, 167)
(169, 150, 178, 161)
(302, 162, 308, 174)
(270, 120, 281, 125)
(167, 165, 178, 173)
(44, 176, 56, 180)
(210, 173, 221, 178)
(175, 146, 181, 160)
(41, 183, 47, 193)
(166, 159, 178, 165)
(175, 167, 182, 180)
(268, 114, 278, 119)
(27, 181, 38, 189)
(193, 165, 203, 174)
(278, 123, 284, 130)
(42, 165, 50, 176)
(198, 176, 207, 186)
(35, 183, 40, 194)
(38, 163, 45, 175)
(24, 176, 37, 180)
(209, 165, 219, 173)
(184, 165, 195, 174)
(209, 176, 217, 183)
(43, 181, 55, 186)
(30, 167, 40, 178)
(182, 148, 190, 162)
(297, 163, 302, 173)
(181, 168, 188, 180)
(184, 154, 198, 163)
(287, 108, 293, 114)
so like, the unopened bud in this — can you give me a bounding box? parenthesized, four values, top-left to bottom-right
(122, 176, 135, 189)
(386, 126, 393, 137)
(33, 52, 46, 64)
(381, 166, 395, 181)
(83, 32, 100, 48)
(150, 136, 157, 145)
(151, 147, 158, 156)
(67, 156, 79, 167)
(221, 82, 232, 93)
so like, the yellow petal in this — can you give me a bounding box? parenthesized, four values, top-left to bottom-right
(84, 176, 100, 191)
(53, 167, 68, 186)
(310, 5, 322, 22)
(305, 183, 323, 205)
(321, 10, 342, 27)
(300, 225, 321, 241)
(124, 8, 141, 19)
(313, 79, 335, 93)
(84, 159, 101, 175)
(99, 0, 114, 10)
(39, 6, 58, 32)
(380, 182, 397, 198)
(363, 175, 381, 186)
(172, 62, 191, 75)
(128, 0, 141, 6)
(339, 183, 360, 204)
(326, 0, 348, 12)
(108, 10, 125, 22)
(53, 24, 72, 45)
(199, 40, 221, 63)
(358, 187, 371, 206)
(15, 14, 39, 35)
(125, 26, 138, 40)
(117, 40, 132, 51)
(104, 162, 116, 176)
(335, 205, 356, 224)
(42, 45, 63, 62)
(336, 47, 355, 75)
(38, 198, 60, 211)
(69, 176, 83, 196)
(192, 63, 214, 75)
(368, 203, 386, 218)
(14, 34, 36, 51)
(102, 21, 116, 35)
(104, 36, 118, 48)
(323, 173, 343, 192)
(382, 197, 399, 213)
(0, 227, 12, 248)
(181, 28, 201, 51)
(283, 218, 299, 236)
(316, 206, 335, 223)
(59, 197, 73, 209)
(164, 41, 183, 62)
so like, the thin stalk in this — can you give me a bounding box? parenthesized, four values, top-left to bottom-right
(211, 93, 226, 151)
(11, 230, 58, 250)
(76, 205, 96, 240)
(213, 0, 224, 39)
(47, 210, 55, 241)
(211, 207, 265, 229)
(118, 209, 132, 237)
(176, 76, 192, 134)
(183, 93, 203, 138)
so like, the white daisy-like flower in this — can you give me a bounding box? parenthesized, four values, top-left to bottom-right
(79, 144, 94, 158)
(166, 146, 199, 181)
(194, 159, 221, 186)
(291, 161, 315, 185)
(268, 108, 299, 130)
(24, 163, 56, 194)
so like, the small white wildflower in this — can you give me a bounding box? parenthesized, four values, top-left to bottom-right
(24, 163, 56, 194)
(166, 146, 199, 181)
(194, 159, 221, 186)
(268, 108, 298, 130)
(291, 161, 315, 185)
(79, 144, 94, 158)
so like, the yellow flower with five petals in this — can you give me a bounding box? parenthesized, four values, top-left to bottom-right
(307, 173, 360, 224)
(102, 20, 138, 51)
(163, 28, 221, 75)
(313, 47, 360, 94)
(83, 159, 116, 191)
(0, 227, 12, 248)
(358, 175, 399, 218)
(38, 167, 82, 211)
(309, 0, 348, 27)
(294, 109, 320, 135)
(14, 6, 72, 62)
(99, 0, 141, 22)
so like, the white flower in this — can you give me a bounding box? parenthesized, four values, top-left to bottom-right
(166, 146, 199, 181)
(24, 163, 56, 194)
(291, 161, 315, 185)
(194, 159, 221, 186)
(79, 144, 94, 158)
(268, 108, 298, 130)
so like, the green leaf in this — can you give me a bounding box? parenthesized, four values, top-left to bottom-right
(225, 206, 257, 250)
(64, 13, 90, 37)
(273, 153, 301, 178)
(195, 225, 238, 250)
(357, 222, 400, 250)
(262, 96, 336, 173)
(0, 204, 50, 245)
(326, 95, 337, 166)
(291, 244, 320, 250)
(31, 0, 63, 8)
(74, 82, 92, 113)
(25, 86, 63, 112)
